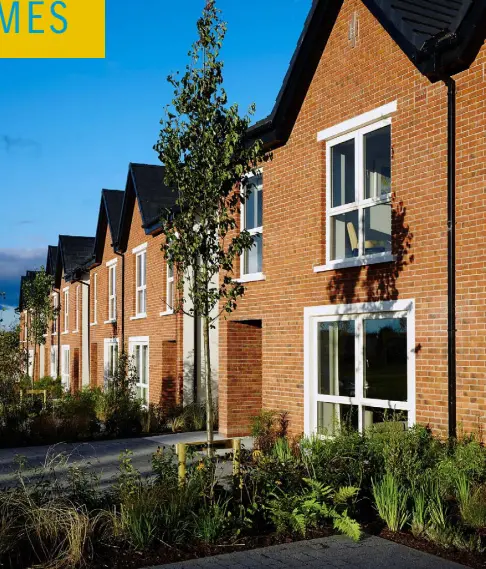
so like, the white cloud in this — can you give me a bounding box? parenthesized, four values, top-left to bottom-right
(0, 248, 46, 279)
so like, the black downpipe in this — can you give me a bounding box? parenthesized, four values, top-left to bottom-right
(445, 77, 457, 439)
(114, 251, 125, 351)
(54, 288, 61, 379)
(194, 308, 199, 404)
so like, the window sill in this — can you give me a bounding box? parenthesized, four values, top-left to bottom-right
(314, 253, 395, 273)
(130, 313, 147, 321)
(236, 272, 266, 283)
(72, 330, 79, 334)
(160, 310, 174, 317)
(61, 331, 69, 336)
(104, 319, 117, 325)
(90, 322, 97, 327)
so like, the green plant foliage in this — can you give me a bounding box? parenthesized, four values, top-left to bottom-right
(155, 0, 270, 453)
(372, 473, 409, 532)
(267, 478, 360, 541)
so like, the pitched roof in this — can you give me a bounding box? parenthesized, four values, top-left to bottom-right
(92, 189, 124, 266)
(249, 0, 486, 149)
(46, 245, 58, 277)
(55, 235, 95, 285)
(117, 163, 178, 251)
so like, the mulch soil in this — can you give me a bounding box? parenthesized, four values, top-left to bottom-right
(91, 526, 486, 569)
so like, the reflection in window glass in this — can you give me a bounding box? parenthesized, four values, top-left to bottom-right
(331, 139, 355, 207)
(244, 233, 263, 274)
(318, 321, 355, 397)
(364, 126, 391, 199)
(364, 318, 407, 401)
(363, 406, 408, 430)
(331, 209, 359, 260)
(245, 176, 263, 230)
(363, 204, 392, 255)
(317, 402, 358, 435)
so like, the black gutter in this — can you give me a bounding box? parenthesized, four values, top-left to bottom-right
(445, 77, 457, 439)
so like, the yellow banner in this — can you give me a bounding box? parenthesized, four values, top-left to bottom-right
(0, 1, 105, 58)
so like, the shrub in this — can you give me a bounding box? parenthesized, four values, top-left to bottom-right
(251, 410, 289, 454)
(102, 354, 143, 438)
(36, 376, 63, 399)
(267, 478, 361, 540)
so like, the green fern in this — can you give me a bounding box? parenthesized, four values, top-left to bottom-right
(334, 486, 359, 505)
(332, 512, 362, 542)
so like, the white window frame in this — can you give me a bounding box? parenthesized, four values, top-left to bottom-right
(164, 261, 174, 315)
(61, 345, 70, 390)
(63, 288, 69, 333)
(103, 338, 119, 384)
(315, 102, 397, 272)
(107, 261, 117, 323)
(52, 293, 58, 335)
(239, 172, 265, 283)
(74, 285, 80, 333)
(129, 336, 149, 406)
(304, 299, 415, 436)
(91, 273, 98, 326)
(134, 248, 147, 318)
(28, 349, 34, 378)
(50, 345, 58, 378)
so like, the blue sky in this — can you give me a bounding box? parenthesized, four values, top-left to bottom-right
(0, 0, 311, 327)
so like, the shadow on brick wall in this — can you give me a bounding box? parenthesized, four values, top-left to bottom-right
(327, 199, 414, 304)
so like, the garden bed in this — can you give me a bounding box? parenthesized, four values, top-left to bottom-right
(0, 412, 484, 569)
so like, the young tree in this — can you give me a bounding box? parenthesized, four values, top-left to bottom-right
(22, 267, 58, 383)
(154, 0, 269, 452)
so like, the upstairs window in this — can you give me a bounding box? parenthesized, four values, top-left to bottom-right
(52, 293, 58, 334)
(108, 264, 116, 321)
(166, 261, 174, 313)
(64, 290, 69, 332)
(136, 250, 147, 316)
(327, 123, 391, 264)
(241, 173, 263, 277)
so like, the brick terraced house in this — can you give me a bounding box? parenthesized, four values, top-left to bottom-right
(217, 0, 486, 438)
(19, 0, 486, 438)
(54, 235, 95, 392)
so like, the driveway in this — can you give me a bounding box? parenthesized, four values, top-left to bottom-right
(0, 432, 252, 489)
(145, 535, 468, 569)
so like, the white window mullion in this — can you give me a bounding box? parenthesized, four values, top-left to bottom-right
(357, 132, 365, 258)
(356, 316, 364, 433)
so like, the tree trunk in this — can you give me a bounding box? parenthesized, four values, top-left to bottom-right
(203, 314, 214, 457)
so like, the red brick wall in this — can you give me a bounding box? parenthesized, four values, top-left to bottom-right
(219, 320, 262, 437)
(59, 276, 84, 393)
(89, 222, 120, 389)
(117, 202, 183, 407)
(219, 0, 486, 437)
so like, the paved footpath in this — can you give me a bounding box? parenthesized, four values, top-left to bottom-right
(0, 432, 252, 488)
(146, 535, 469, 569)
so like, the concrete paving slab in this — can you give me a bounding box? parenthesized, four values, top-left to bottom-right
(144, 535, 469, 569)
